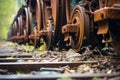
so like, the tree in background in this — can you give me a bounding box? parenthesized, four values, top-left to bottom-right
(0, 0, 26, 40)
(17, 0, 26, 8)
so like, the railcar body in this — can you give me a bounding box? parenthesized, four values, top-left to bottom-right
(8, 0, 120, 55)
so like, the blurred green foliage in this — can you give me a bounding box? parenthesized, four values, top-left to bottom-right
(0, 0, 26, 40)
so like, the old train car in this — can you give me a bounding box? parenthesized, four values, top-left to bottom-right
(8, 6, 32, 44)
(8, 0, 120, 55)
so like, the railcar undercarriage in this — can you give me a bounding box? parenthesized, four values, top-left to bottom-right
(8, 0, 120, 55)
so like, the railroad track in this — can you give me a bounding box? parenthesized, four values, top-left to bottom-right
(0, 71, 120, 80)
(0, 53, 120, 80)
(0, 43, 120, 80)
(0, 61, 120, 80)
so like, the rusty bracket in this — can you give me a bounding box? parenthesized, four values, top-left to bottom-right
(97, 22, 109, 35)
(38, 30, 50, 37)
(16, 35, 25, 40)
(29, 34, 34, 39)
(9, 36, 25, 41)
(29, 30, 49, 39)
(29, 30, 52, 41)
(62, 24, 79, 42)
(94, 7, 120, 35)
(94, 7, 120, 22)
(62, 24, 79, 34)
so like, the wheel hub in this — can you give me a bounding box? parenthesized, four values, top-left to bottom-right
(62, 5, 91, 52)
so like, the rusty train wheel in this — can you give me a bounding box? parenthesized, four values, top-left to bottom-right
(20, 15, 23, 36)
(43, 31, 53, 50)
(14, 21, 17, 36)
(13, 21, 17, 42)
(28, 8, 33, 45)
(24, 8, 29, 40)
(50, 0, 58, 28)
(11, 24, 14, 37)
(21, 10, 26, 37)
(42, 0, 59, 50)
(17, 16, 23, 43)
(33, 0, 43, 47)
(43, 0, 53, 50)
(66, 0, 72, 23)
(12, 22, 15, 37)
(70, 5, 91, 52)
(21, 7, 29, 43)
(17, 17, 21, 36)
(15, 18, 19, 42)
(33, 27, 37, 47)
(36, 0, 43, 31)
(42, 0, 66, 50)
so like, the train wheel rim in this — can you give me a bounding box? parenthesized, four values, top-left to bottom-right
(13, 21, 17, 36)
(51, 0, 58, 28)
(43, 2, 52, 50)
(17, 17, 21, 36)
(43, 31, 53, 50)
(43, 0, 59, 50)
(66, 0, 72, 23)
(24, 7, 29, 38)
(33, 28, 37, 47)
(36, 0, 42, 31)
(70, 5, 84, 52)
(20, 15, 23, 36)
